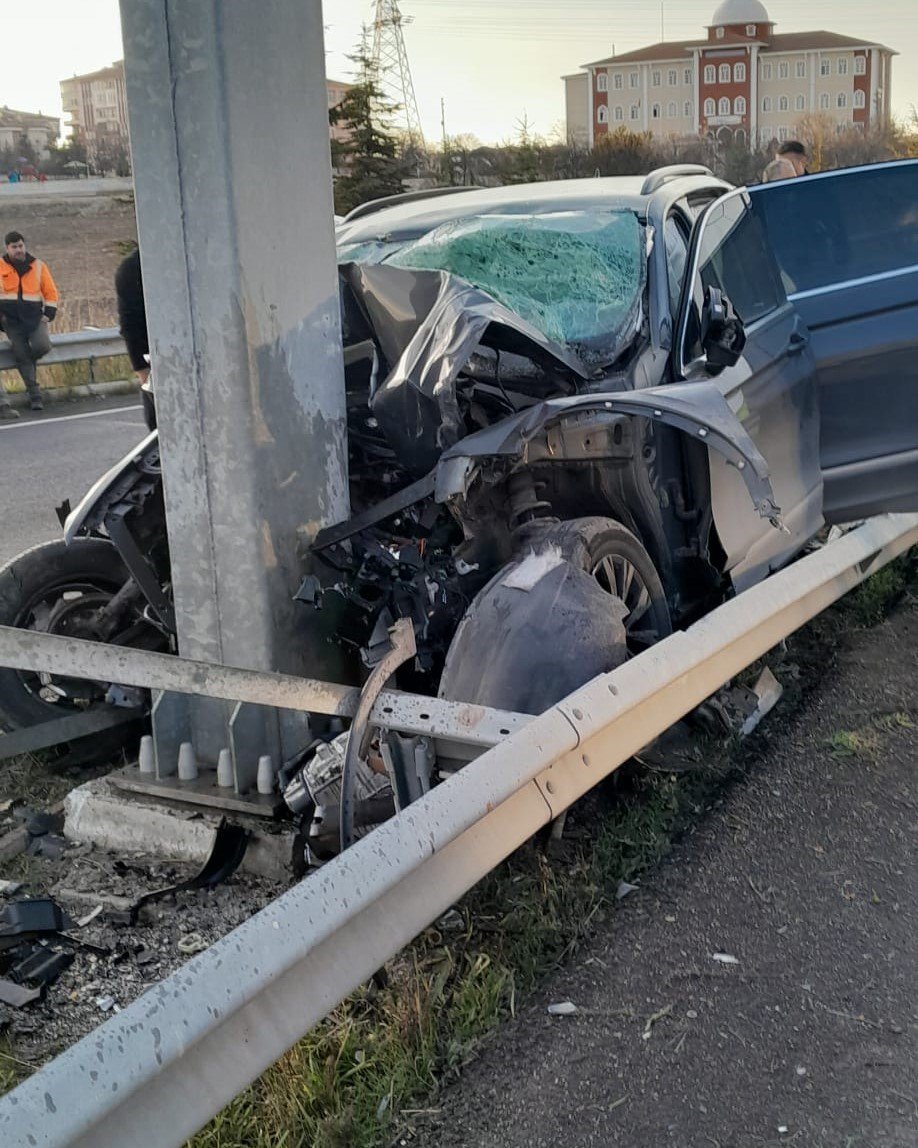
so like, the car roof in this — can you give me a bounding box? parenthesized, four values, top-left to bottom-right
(336, 172, 728, 246)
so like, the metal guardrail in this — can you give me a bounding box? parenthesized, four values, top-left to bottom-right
(0, 512, 916, 1148)
(0, 327, 125, 372)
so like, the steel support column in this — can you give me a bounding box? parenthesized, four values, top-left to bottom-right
(119, 0, 348, 774)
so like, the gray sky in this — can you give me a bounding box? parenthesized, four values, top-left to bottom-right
(3, 1, 914, 145)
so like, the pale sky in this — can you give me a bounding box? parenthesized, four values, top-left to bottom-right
(2, 1, 914, 145)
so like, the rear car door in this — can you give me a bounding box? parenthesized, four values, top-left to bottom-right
(674, 188, 824, 592)
(748, 159, 918, 522)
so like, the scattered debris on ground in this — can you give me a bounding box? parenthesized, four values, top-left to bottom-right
(0, 816, 284, 1067)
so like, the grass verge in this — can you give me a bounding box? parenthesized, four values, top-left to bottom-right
(181, 551, 916, 1148)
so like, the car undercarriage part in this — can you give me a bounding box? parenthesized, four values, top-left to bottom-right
(339, 618, 416, 851)
(282, 731, 395, 859)
(0, 704, 143, 763)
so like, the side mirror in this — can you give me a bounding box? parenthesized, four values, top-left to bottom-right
(700, 286, 746, 373)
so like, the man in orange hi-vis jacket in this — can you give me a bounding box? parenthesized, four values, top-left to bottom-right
(0, 230, 59, 416)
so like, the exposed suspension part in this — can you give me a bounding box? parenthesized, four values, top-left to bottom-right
(506, 470, 554, 532)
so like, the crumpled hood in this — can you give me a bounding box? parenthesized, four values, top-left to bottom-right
(341, 262, 591, 475)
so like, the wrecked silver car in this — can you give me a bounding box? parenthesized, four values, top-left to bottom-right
(1, 161, 916, 814)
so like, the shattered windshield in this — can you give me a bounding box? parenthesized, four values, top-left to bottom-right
(341, 210, 646, 365)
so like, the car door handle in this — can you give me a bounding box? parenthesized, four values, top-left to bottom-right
(786, 331, 809, 356)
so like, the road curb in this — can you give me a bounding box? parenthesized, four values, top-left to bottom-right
(5, 378, 140, 409)
(63, 777, 295, 881)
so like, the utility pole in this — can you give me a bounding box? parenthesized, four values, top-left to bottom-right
(440, 96, 453, 185)
(119, 0, 349, 797)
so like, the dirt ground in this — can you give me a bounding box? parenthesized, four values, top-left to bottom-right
(407, 601, 918, 1148)
(0, 193, 136, 333)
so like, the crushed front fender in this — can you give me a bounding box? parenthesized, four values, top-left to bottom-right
(436, 382, 782, 526)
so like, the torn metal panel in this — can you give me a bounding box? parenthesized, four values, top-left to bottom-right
(436, 382, 781, 523)
(341, 263, 591, 475)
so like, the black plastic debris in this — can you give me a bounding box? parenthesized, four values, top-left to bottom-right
(0, 898, 81, 1008)
(0, 898, 74, 948)
(7, 945, 74, 987)
(110, 818, 250, 926)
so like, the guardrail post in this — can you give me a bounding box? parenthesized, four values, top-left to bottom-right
(119, 0, 349, 784)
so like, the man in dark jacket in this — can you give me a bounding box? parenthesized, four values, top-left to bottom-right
(0, 230, 59, 415)
(114, 247, 149, 383)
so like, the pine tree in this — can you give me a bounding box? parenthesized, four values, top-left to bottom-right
(330, 37, 408, 216)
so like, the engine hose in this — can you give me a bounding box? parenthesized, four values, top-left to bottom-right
(339, 617, 417, 852)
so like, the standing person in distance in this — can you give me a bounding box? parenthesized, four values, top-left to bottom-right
(114, 245, 156, 429)
(114, 246, 149, 386)
(762, 140, 809, 183)
(0, 230, 59, 416)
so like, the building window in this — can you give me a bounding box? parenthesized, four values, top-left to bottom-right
(668, 69, 678, 86)
(597, 72, 608, 92)
(837, 91, 847, 108)
(719, 63, 730, 83)
(778, 126, 788, 141)
(684, 100, 692, 117)
(630, 71, 639, 89)
(853, 89, 866, 109)
(684, 68, 692, 85)
(704, 64, 716, 84)
(779, 95, 789, 111)
(652, 70, 661, 87)
(630, 104, 640, 120)
(704, 97, 716, 116)
(614, 105, 624, 121)
(668, 101, 677, 117)
(716, 26, 725, 38)
(746, 24, 757, 35)
(796, 60, 806, 78)
(854, 55, 866, 75)
(718, 96, 730, 115)
(795, 94, 805, 110)
(838, 57, 849, 75)
(734, 62, 746, 82)
(651, 103, 660, 118)
(762, 62, 772, 79)
(734, 96, 746, 115)
(762, 96, 772, 111)
(820, 58, 830, 76)
(614, 73, 623, 90)
(820, 92, 830, 109)
(779, 61, 789, 79)
(597, 105, 609, 124)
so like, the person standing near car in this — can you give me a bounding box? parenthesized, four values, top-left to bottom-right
(762, 140, 809, 183)
(114, 246, 150, 386)
(0, 230, 59, 415)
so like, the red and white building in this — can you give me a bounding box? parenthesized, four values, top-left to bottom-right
(564, 0, 895, 149)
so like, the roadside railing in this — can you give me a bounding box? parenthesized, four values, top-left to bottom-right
(0, 327, 125, 373)
(0, 513, 916, 1148)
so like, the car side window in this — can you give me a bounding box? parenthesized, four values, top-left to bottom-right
(682, 192, 786, 365)
(663, 214, 689, 320)
(749, 162, 918, 296)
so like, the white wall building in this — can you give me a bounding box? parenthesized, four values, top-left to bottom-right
(564, 0, 895, 150)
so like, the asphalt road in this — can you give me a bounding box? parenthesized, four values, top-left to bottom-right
(411, 603, 918, 1148)
(0, 398, 146, 566)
